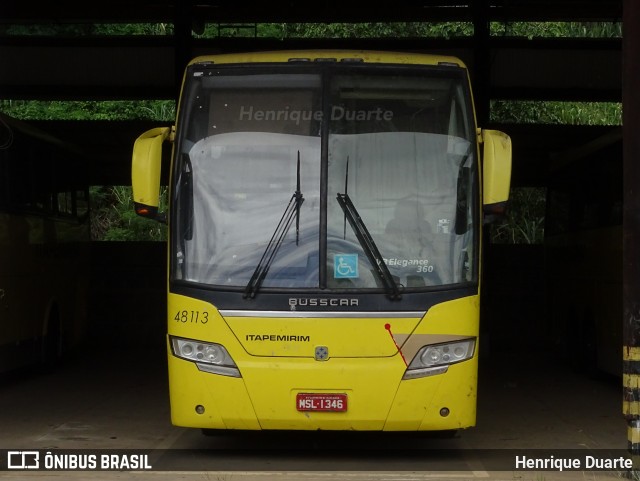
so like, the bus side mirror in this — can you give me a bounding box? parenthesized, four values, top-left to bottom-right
(132, 126, 173, 223)
(481, 129, 512, 222)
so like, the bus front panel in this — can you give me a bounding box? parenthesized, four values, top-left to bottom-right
(167, 292, 478, 431)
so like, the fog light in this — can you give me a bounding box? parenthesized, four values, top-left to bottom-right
(182, 343, 194, 356)
(440, 407, 450, 417)
(195, 405, 205, 414)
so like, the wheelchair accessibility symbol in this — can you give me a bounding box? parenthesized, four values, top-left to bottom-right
(334, 254, 359, 279)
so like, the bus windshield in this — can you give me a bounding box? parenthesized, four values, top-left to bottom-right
(172, 64, 477, 292)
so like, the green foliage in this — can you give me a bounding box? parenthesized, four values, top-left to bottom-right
(90, 23, 174, 36)
(194, 22, 474, 39)
(490, 188, 547, 244)
(90, 186, 167, 241)
(266, 22, 473, 39)
(490, 21, 622, 38)
(491, 100, 621, 126)
(0, 23, 173, 36)
(2, 20, 620, 40)
(0, 100, 175, 122)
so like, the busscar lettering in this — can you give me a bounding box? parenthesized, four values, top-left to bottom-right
(246, 334, 311, 342)
(288, 298, 359, 307)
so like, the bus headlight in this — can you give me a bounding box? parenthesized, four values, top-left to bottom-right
(170, 336, 241, 378)
(403, 339, 475, 380)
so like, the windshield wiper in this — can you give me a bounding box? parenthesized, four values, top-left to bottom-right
(455, 146, 473, 234)
(336, 160, 401, 300)
(244, 152, 304, 299)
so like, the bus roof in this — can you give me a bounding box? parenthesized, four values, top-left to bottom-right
(188, 50, 468, 69)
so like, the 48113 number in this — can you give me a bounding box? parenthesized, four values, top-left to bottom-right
(174, 310, 209, 324)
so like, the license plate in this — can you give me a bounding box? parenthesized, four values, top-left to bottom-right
(296, 393, 347, 412)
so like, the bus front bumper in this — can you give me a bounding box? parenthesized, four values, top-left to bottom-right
(167, 350, 478, 431)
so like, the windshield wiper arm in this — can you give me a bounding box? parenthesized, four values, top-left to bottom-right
(244, 153, 304, 299)
(295, 151, 302, 245)
(336, 191, 402, 300)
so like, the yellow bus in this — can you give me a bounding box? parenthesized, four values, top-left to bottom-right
(132, 50, 511, 432)
(0, 113, 90, 372)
